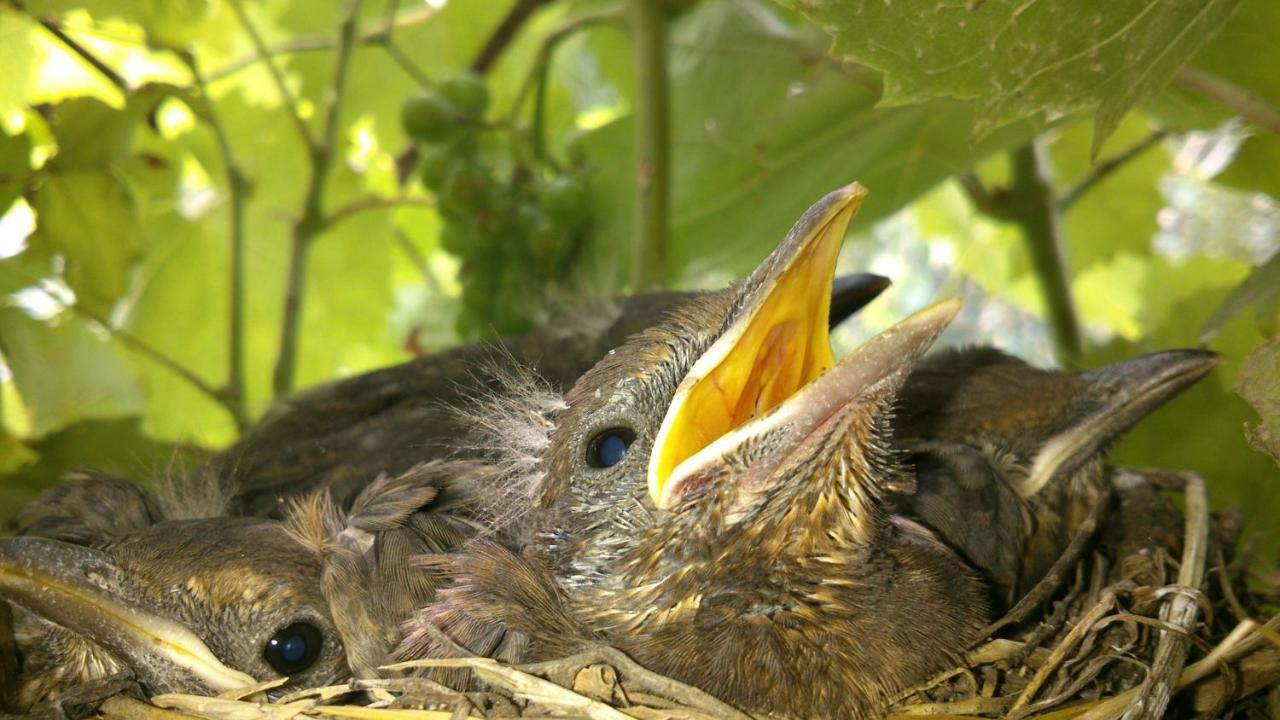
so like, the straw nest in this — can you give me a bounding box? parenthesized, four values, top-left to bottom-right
(99, 469, 1280, 720)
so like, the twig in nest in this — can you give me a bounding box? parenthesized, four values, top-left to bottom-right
(517, 646, 753, 720)
(1007, 581, 1132, 715)
(385, 657, 632, 720)
(1117, 471, 1210, 720)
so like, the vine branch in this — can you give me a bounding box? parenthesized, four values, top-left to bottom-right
(508, 7, 624, 164)
(35, 19, 129, 93)
(19, 278, 246, 430)
(226, 0, 319, 152)
(627, 0, 670, 291)
(371, 0, 433, 88)
(962, 145, 1082, 364)
(208, 7, 440, 83)
(180, 52, 251, 434)
(1175, 67, 1280, 136)
(470, 0, 553, 75)
(322, 194, 436, 229)
(1057, 130, 1169, 212)
(271, 0, 365, 399)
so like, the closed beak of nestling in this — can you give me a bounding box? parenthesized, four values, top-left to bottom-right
(0, 537, 258, 694)
(1020, 349, 1221, 498)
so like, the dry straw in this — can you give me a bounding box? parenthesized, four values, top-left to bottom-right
(99, 470, 1280, 720)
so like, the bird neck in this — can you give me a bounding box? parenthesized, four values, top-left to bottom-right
(573, 521, 990, 719)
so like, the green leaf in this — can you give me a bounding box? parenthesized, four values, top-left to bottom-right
(776, 0, 1242, 152)
(0, 308, 145, 437)
(24, 0, 212, 47)
(579, 0, 1039, 288)
(0, 418, 182, 523)
(1201, 252, 1280, 342)
(1237, 337, 1280, 466)
(0, 424, 36, 475)
(0, 130, 32, 215)
(45, 96, 138, 170)
(1216, 134, 1280, 202)
(29, 170, 144, 315)
(46, 88, 176, 171)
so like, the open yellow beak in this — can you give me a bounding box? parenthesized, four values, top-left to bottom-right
(648, 183, 868, 509)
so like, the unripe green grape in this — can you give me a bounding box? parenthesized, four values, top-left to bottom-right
(542, 174, 591, 230)
(401, 91, 453, 141)
(439, 72, 490, 120)
(445, 163, 492, 209)
(438, 221, 470, 255)
(418, 145, 457, 191)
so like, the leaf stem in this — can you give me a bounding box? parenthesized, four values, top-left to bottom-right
(1057, 130, 1168, 212)
(1175, 67, 1280, 136)
(35, 18, 129, 93)
(23, 281, 245, 429)
(627, 0, 670, 291)
(470, 0, 553, 75)
(226, 0, 319, 152)
(181, 52, 251, 434)
(322, 194, 436, 229)
(271, 0, 365, 399)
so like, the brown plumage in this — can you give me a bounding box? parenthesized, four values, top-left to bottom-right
(401, 185, 1217, 718)
(0, 464, 476, 712)
(210, 278, 890, 518)
(893, 345, 1218, 607)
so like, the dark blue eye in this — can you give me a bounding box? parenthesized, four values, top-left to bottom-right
(588, 428, 635, 468)
(263, 622, 323, 676)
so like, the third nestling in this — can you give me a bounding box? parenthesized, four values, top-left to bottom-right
(0, 464, 477, 714)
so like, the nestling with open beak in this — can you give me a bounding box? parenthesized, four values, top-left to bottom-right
(402, 183, 1218, 718)
(0, 464, 476, 713)
(214, 275, 892, 519)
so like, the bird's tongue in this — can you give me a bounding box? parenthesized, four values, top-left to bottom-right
(647, 184, 867, 509)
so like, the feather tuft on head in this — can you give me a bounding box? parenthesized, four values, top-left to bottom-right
(448, 350, 566, 538)
(283, 489, 345, 556)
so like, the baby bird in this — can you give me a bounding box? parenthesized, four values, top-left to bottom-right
(1, 464, 474, 713)
(402, 184, 1217, 719)
(213, 278, 890, 518)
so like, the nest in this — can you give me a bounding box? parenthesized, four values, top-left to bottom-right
(99, 469, 1280, 720)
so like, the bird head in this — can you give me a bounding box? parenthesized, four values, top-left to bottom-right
(0, 466, 467, 710)
(1, 489, 341, 706)
(534, 183, 960, 593)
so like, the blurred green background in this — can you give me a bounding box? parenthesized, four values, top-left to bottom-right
(0, 0, 1275, 533)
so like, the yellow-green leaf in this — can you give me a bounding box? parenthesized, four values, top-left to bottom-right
(777, 0, 1242, 153)
(29, 170, 144, 315)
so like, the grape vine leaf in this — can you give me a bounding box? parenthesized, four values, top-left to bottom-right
(1237, 337, 1280, 466)
(775, 0, 1242, 154)
(0, 308, 145, 437)
(1201, 252, 1280, 342)
(579, 0, 1039, 287)
(29, 170, 144, 316)
(0, 130, 31, 215)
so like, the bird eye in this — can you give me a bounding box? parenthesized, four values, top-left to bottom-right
(263, 622, 323, 676)
(587, 428, 636, 468)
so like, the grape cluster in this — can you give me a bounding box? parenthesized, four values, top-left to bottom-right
(402, 73, 591, 337)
